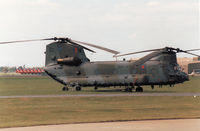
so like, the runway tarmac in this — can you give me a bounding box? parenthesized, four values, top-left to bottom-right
(0, 119, 199, 131)
(0, 93, 200, 99)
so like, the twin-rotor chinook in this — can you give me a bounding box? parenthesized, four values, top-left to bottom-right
(0, 37, 199, 92)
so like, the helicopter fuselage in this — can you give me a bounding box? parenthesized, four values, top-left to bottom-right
(43, 41, 189, 91)
(44, 58, 189, 88)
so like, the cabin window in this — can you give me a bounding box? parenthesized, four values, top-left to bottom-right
(76, 70, 81, 75)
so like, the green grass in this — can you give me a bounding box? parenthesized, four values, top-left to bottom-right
(0, 96, 200, 128)
(0, 76, 63, 96)
(0, 76, 199, 96)
(0, 76, 199, 128)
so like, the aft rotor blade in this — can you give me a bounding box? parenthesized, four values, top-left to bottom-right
(114, 48, 163, 57)
(67, 40, 96, 53)
(72, 40, 120, 55)
(0, 38, 53, 44)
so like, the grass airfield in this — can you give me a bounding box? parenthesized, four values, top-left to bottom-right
(0, 76, 200, 96)
(0, 76, 200, 128)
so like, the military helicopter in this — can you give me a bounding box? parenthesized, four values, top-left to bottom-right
(0, 37, 199, 92)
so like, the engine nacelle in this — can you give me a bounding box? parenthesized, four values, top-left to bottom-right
(57, 57, 82, 66)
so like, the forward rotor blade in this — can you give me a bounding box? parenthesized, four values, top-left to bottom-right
(181, 51, 200, 57)
(0, 38, 53, 44)
(114, 48, 163, 57)
(185, 49, 200, 52)
(72, 40, 120, 55)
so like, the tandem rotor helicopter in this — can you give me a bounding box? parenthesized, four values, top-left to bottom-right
(0, 37, 199, 92)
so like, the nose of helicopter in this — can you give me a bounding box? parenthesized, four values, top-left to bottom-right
(173, 71, 189, 83)
(184, 73, 189, 81)
(180, 71, 189, 82)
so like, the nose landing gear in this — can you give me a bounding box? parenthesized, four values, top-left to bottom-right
(62, 86, 69, 91)
(62, 85, 81, 91)
(94, 86, 98, 90)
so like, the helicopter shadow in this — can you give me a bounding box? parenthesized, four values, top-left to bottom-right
(94, 89, 124, 93)
(82, 88, 176, 93)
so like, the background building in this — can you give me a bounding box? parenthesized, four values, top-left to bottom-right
(178, 57, 200, 74)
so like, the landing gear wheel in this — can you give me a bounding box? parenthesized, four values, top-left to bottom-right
(128, 88, 132, 92)
(140, 87, 143, 92)
(62, 86, 69, 91)
(125, 87, 132, 92)
(94, 86, 98, 90)
(76, 86, 81, 91)
(136, 86, 143, 92)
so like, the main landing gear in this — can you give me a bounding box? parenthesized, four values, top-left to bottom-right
(125, 86, 143, 92)
(124, 86, 143, 92)
(75, 85, 81, 91)
(135, 86, 143, 92)
(125, 87, 133, 92)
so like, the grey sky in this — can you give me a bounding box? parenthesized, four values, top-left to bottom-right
(0, 0, 199, 67)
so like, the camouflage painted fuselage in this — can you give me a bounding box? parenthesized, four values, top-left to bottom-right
(44, 42, 189, 87)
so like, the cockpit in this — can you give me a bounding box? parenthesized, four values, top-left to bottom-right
(174, 64, 183, 72)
